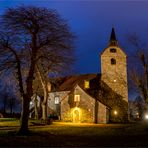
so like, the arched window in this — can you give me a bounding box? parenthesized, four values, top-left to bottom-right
(111, 58, 116, 65)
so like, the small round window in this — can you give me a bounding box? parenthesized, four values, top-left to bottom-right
(111, 58, 116, 65)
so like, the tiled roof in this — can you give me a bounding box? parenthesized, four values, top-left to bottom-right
(50, 73, 126, 110)
(59, 73, 100, 91)
(50, 73, 100, 91)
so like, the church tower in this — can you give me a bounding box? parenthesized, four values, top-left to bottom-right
(101, 28, 128, 102)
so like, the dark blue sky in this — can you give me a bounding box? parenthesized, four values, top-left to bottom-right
(1, 1, 148, 100)
(0, 0, 148, 73)
(1, 0, 148, 75)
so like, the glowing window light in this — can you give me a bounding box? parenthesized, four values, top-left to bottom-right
(55, 96, 60, 104)
(74, 95, 80, 102)
(145, 114, 148, 120)
(84, 80, 90, 89)
(114, 110, 118, 115)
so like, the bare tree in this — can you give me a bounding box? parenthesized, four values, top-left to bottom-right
(128, 34, 148, 110)
(35, 65, 49, 120)
(0, 6, 74, 134)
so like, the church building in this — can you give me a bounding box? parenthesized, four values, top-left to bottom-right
(30, 28, 129, 123)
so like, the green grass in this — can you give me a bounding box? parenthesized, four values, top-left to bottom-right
(0, 119, 148, 147)
(0, 118, 18, 122)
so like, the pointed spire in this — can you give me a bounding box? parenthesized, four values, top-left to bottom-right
(109, 27, 118, 46)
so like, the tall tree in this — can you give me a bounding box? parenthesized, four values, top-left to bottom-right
(128, 34, 148, 110)
(0, 6, 74, 134)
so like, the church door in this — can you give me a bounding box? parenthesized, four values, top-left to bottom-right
(73, 109, 80, 123)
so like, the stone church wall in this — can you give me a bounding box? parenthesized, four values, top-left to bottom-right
(101, 46, 128, 102)
(98, 102, 108, 123)
(60, 85, 108, 123)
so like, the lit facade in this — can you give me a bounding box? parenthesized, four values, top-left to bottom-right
(30, 28, 128, 123)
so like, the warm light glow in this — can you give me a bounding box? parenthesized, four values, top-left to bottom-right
(114, 79, 116, 82)
(30, 101, 33, 105)
(84, 80, 90, 89)
(114, 110, 118, 115)
(145, 114, 148, 120)
(74, 95, 80, 102)
(72, 107, 81, 123)
(55, 96, 60, 104)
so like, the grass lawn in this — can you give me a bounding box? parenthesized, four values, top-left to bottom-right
(0, 119, 148, 147)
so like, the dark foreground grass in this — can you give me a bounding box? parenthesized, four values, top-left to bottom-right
(0, 120, 148, 147)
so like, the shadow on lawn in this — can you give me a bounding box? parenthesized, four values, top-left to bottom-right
(0, 121, 148, 147)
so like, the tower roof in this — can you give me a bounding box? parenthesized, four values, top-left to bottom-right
(109, 27, 118, 46)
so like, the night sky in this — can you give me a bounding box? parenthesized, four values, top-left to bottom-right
(1, 1, 148, 99)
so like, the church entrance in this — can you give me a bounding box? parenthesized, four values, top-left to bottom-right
(73, 108, 80, 123)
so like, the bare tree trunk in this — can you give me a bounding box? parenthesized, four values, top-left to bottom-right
(42, 104, 47, 120)
(41, 83, 48, 120)
(34, 94, 39, 119)
(3, 101, 6, 114)
(140, 54, 148, 111)
(10, 104, 13, 115)
(19, 94, 30, 134)
(36, 65, 49, 120)
(19, 52, 36, 134)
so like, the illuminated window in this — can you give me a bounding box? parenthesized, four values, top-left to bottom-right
(113, 79, 116, 82)
(55, 96, 60, 104)
(74, 95, 80, 102)
(111, 58, 116, 65)
(84, 80, 90, 89)
(110, 48, 116, 53)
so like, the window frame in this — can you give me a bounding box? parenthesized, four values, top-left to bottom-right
(111, 58, 116, 65)
(110, 48, 117, 53)
(54, 96, 60, 104)
(84, 80, 90, 89)
(74, 94, 80, 102)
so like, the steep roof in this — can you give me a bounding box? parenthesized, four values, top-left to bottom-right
(109, 27, 118, 46)
(50, 73, 126, 110)
(101, 28, 127, 56)
(51, 73, 100, 91)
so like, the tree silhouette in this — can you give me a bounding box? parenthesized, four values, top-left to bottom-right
(128, 33, 148, 110)
(0, 6, 75, 134)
